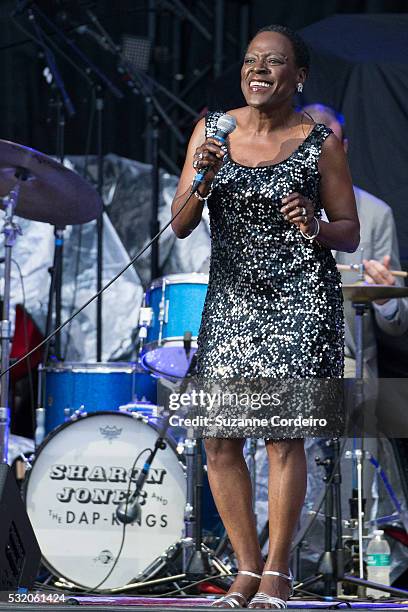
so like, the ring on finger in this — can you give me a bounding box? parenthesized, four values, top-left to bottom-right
(198, 152, 203, 160)
(301, 206, 307, 216)
(193, 160, 198, 169)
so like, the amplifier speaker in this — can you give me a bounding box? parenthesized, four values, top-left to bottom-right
(0, 463, 41, 590)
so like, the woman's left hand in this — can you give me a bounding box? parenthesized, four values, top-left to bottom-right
(280, 192, 315, 234)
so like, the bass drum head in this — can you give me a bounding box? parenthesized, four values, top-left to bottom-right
(25, 411, 185, 590)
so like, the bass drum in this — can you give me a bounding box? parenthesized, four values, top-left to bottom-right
(25, 411, 185, 590)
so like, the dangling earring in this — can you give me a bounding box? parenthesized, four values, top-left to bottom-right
(297, 83, 303, 93)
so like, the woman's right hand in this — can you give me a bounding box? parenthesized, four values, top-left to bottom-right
(172, 117, 223, 238)
(192, 137, 226, 184)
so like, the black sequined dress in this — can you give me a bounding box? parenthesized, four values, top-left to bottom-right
(196, 112, 344, 382)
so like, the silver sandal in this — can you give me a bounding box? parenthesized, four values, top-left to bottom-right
(248, 569, 294, 609)
(211, 570, 262, 608)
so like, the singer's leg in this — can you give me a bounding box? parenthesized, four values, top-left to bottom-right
(204, 438, 263, 606)
(251, 438, 306, 608)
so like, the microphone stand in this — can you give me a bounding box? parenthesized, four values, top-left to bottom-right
(116, 343, 196, 526)
(116, 342, 230, 589)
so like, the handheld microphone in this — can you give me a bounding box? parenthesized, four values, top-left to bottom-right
(191, 113, 236, 193)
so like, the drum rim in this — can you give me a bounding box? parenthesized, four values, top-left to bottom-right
(140, 343, 198, 379)
(148, 272, 208, 290)
(141, 339, 198, 351)
(23, 410, 186, 591)
(43, 361, 140, 373)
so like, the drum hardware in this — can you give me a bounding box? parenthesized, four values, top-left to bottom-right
(293, 283, 408, 598)
(35, 407, 46, 447)
(183, 330, 193, 361)
(158, 277, 167, 346)
(345, 283, 408, 595)
(137, 304, 154, 353)
(14, 453, 34, 482)
(0, 137, 102, 460)
(0, 172, 28, 462)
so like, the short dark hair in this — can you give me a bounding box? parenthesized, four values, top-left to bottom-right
(251, 25, 310, 74)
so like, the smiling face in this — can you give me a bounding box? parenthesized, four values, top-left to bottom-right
(241, 31, 307, 111)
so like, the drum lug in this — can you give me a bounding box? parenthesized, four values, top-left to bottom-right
(184, 502, 193, 521)
(14, 452, 34, 483)
(19, 452, 33, 472)
(138, 307, 153, 340)
(164, 299, 169, 324)
(70, 407, 87, 421)
(158, 279, 167, 346)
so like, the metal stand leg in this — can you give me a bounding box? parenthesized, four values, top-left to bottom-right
(96, 88, 104, 362)
(352, 302, 367, 586)
(0, 180, 24, 463)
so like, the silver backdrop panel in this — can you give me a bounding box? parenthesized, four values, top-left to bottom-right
(0, 153, 211, 363)
(68, 154, 211, 286)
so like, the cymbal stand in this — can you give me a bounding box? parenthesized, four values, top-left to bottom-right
(295, 437, 408, 598)
(349, 258, 370, 586)
(0, 172, 27, 462)
(29, 8, 74, 365)
(351, 298, 367, 586)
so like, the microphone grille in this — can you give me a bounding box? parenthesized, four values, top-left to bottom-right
(216, 113, 237, 136)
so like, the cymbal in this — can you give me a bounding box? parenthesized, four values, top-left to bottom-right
(342, 283, 408, 302)
(0, 139, 102, 225)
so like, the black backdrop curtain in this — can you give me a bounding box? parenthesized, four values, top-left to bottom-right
(2, 3, 408, 254)
(1, 0, 408, 161)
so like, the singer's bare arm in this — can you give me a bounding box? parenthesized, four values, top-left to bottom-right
(171, 117, 224, 239)
(280, 133, 359, 252)
(314, 134, 359, 251)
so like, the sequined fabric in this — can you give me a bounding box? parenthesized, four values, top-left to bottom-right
(195, 112, 344, 437)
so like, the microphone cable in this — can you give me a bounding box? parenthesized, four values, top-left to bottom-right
(0, 187, 199, 379)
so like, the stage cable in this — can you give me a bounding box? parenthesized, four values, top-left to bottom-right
(89, 447, 151, 592)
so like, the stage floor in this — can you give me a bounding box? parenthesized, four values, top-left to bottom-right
(1, 595, 408, 611)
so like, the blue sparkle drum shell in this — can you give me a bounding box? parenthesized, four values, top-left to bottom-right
(140, 273, 208, 378)
(44, 362, 157, 434)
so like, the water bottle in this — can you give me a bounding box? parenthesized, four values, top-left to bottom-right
(366, 529, 391, 598)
